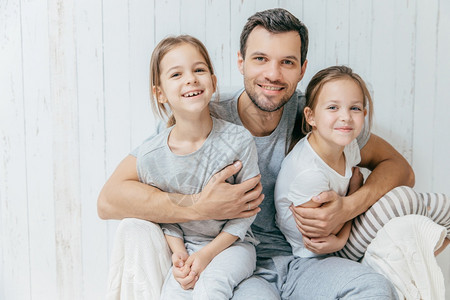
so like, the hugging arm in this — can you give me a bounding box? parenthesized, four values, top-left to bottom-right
(292, 134, 415, 237)
(97, 155, 263, 223)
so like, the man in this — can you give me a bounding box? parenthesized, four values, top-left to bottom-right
(99, 8, 413, 299)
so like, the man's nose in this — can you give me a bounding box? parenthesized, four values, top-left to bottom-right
(264, 61, 282, 82)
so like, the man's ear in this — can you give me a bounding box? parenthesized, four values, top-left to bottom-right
(152, 86, 167, 103)
(299, 59, 308, 82)
(304, 106, 315, 126)
(237, 51, 244, 75)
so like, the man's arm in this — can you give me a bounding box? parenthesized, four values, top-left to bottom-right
(292, 134, 415, 237)
(97, 155, 264, 223)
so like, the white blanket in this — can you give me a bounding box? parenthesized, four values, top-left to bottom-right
(362, 215, 446, 300)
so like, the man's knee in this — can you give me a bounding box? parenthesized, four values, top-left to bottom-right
(341, 272, 397, 299)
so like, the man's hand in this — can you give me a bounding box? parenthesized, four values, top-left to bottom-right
(193, 161, 264, 220)
(171, 251, 198, 290)
(290, 191, 349, 238)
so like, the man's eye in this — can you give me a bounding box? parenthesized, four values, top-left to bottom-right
(255, 57, 265, 62)
(282, 60, 294, 65)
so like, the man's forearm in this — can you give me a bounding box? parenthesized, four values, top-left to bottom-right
(98, 179, 202, 223)
(97, 155, 203, 223)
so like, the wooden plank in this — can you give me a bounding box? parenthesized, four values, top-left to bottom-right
(372, 0, 416, 160)
(205, 0, 232, 88)
(155, 0, 181, 41)
(301, 0, 327, 90)
(20, 0, 58, 298)
(324, 0, 350, 66)
(180, 0, 206, 41)
(102, 0, 132, 254)
(412, 0, 439, 191)
(370, 1, 397, 144)
(0, 1, 32, 299)
(432, 0, 450, 194)
(47, 0, 83, 298)
(348, 0, 373, 79)
(129, 0, 157, 148)
(74, 0, 109, 298)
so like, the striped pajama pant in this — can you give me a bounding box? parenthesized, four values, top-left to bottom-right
(335, 186, 450, 261)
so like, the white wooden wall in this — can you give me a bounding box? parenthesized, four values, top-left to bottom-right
(1, 0, 449, 299)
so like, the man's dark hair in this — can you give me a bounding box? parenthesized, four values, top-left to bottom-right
(240, 8, 309, 66)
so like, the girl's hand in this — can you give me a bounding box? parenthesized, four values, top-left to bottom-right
(183, 249, 214, 285)
(303, 221, 352, 254)
(171, 251, 198, 290)
(303, 234, 346, 254)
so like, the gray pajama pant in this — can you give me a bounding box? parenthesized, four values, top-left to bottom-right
(336, 186, 450, 261)
(160, 241, 256, 300)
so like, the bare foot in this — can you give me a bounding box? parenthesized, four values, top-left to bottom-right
(435, 238, 450, 256)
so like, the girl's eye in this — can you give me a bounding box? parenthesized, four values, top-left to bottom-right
(327, 106, 337, 110)
(195, 68, 206, 73)
(351, 106, 362, 111)
(170, 73, 181, 78)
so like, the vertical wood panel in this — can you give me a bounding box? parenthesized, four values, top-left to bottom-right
(129, 0, 156, 148)
(21, 0, 58, 298)
(0, 1, 31, 299)
(434, 1, 450, 294)
(48, 0, 83, 298)
(412, 0, 439, 191)
(75, 0, 108, 298)
(302, 0, 327, 88)
(180, 0, 206, 40)
(348, 1, 373, 79)
(155, 0, 181, 41)
(205, 0, 232, 87)
(102, 0, 132, 253)
(325, 0, 350, 65)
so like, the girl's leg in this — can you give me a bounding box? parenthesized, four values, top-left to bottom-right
(160, 267, 193, 300)
(335, 186, 450, 261)
(194, 242, 256, 300)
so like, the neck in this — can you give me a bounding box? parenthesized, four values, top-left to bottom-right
(169, 110, 213, 155)
(237, 91, 284, 137)
(308, 132, 346, 175)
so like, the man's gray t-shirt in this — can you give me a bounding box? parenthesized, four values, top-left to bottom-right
(136, 117, 260, 244)
(209, 88, 370, 258)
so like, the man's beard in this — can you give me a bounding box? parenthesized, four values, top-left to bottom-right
(244, 76, 292, 112)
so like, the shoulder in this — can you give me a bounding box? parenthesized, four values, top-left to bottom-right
(209, 88, 242, 121)
(212, 117, 254, 146)
(344, 139, 361, 166)
(136, 128, 170, 159)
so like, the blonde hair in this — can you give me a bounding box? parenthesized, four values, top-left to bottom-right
(289, 65, 373, 153)
(149, 35, 216, 127)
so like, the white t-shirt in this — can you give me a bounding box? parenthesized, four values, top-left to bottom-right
(274, 134, 361, 257)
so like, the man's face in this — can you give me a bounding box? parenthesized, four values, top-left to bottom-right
(238, 26, 307, 112)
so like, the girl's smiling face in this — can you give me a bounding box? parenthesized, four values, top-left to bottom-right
(305, 78, 367, 148)
(155, 43, 217, 118)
